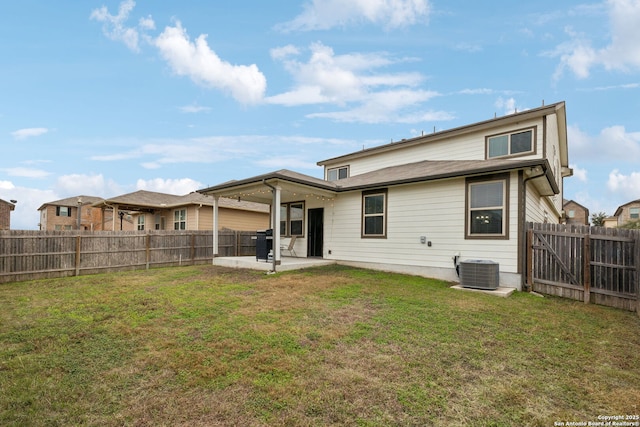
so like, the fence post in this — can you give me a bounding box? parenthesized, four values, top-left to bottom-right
(526, 228, 533, 291)
(235, 231, 239, 257)
(635, 232, 640, 317)
(583, 234, 591, 304)
(146, 233, 150, 270)
(75, 235, 81, 276)
(191, 233, 196, 265)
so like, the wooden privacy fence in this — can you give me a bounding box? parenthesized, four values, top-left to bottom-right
(526, 222, 640, 312)
(0, 230, 256, 284)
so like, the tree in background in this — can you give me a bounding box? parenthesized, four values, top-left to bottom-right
(620, 219, 640, 229)
(590, 211, 607, 227)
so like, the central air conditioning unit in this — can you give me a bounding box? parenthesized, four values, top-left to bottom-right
(459, 260, 499, 290)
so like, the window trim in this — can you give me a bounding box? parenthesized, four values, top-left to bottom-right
(174, 209, 186, 230)
(56, 206, 72, 217)
(465, 174, 509, 240)
(485, 127, 536, 159)
(280, 201, 305, 237)
(361, 189, 388, 238)
(326, 165, 349, 181)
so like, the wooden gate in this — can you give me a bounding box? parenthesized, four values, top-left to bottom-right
(526, 223, 640, 312)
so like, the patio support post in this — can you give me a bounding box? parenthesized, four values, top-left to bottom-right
(212, 196, 219, 259)
(273, 185, 281, 267)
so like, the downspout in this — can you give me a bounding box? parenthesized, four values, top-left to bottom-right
(262, 179, 277, 273)
(521, 165, 547, 291)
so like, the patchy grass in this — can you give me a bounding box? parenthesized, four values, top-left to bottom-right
(0, 264, 639, 426)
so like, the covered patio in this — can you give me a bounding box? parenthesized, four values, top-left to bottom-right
(199, 170, 338, 272)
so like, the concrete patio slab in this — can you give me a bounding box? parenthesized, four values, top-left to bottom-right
(450, 285, 516, 297)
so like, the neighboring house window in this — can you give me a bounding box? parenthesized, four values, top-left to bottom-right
(56, 206, 72, 217)
(567, 210, 575, 218)
(327, 166, 349, 181)
(630, 207, 640, 219)
(137, 215, 145, 231)
(155, 214, 163, 230)
(466, 176, 508, 239)
(362, 189, 387, 238)
(174, 209, 186, 230)
(487, 128, 534, 158)
(280, 202, 304, 236)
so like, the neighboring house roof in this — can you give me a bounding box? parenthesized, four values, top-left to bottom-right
(563, 199, 588, 210)
(614, 199, 640, 217)
(199, 157, 559, 202)
(317, 101, 568, 168)
(0, 199, 16, 210)
(37, 195, 104, 211)
(92, 190, 268, 213)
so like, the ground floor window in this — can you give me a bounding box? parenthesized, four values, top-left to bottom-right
(280, 202, 304, 236)
(362, 189, 387, 238)
(466, 175, 508, 239)
(174, 209, 186, 230)
(137, 215, 145, 231)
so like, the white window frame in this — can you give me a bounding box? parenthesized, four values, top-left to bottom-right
(327, 166, 349, 181)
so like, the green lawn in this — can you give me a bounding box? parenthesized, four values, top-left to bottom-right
(1, 265, 639, 426)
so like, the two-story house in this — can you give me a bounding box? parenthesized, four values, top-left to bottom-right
(0, 198, 16, 230)
(563, 199, 590, 225)
(199, 101, 571, 290)
(38, 196, 107, 231)
(613, 199, 640, 227)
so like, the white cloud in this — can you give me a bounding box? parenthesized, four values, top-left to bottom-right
(267, 42, 447, 123)
(154, 22, 267, 105)
(90, 0, 153, 52)
(136, 178, 202, 195)
(179, 104, 211, 113)
(0, 181, 58, 229)
(2, 167, 51, 179)
(607, 169, 640, 199)
(276, 0, 431, 32)
(255, 156, 319, 170)
(55, 174, 123, 198)
(550, 0, 640, 79)
(494, 97, 527, 115)
(568, 124, 640, 162)
(11, 127, 49, 140)
(569, 164, 588, 182)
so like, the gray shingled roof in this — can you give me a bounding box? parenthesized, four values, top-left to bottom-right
(37, 195, 104, 211)
(93, 190, 268, 213)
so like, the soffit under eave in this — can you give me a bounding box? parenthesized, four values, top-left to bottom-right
(200, 179, 337, 205)
(555, 103, 569, 167)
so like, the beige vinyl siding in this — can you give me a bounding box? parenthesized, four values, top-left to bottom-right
(218, 208, 269, 231)
(326, 118, 545, 178)
(325, 174, 521, 274)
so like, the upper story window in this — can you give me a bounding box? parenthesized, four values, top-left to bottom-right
(362, 189, 387, 238)
(466, 175, 509, 239)
(56, 206, 72, 217)
(630, 207, 640, 219)
(487, 128, 534, 159)
(174, 209, 186, 230)
(327, 166, 349, 181)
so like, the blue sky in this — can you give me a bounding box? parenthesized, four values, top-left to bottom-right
(1, 0, 639, 229)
